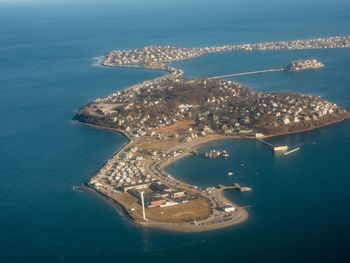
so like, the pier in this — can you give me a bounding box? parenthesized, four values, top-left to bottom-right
(208, 68, 285, 79)
(256, 138, 289, 152)
(219, 183, 252, 192)
(283, 147, 300, 155)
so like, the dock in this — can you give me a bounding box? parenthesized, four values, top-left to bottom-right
(218, 183, 252, 193)
(256, 138, 288, 152)
(283, 147, 300, 155)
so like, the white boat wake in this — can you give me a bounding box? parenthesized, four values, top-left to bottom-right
(91, 56, 105, 67)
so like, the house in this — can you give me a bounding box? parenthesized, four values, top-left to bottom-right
(220, 205, 236, 213)
(171, 190, 185, 199)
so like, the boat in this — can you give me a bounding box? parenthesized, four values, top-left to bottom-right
(204, 149, 226, 159)
(227, 171, 234, 176)
(240, 187, 252, 192)
(222, 150, 230, 158)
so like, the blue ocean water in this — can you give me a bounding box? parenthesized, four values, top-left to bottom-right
(1, 0, 350, 262)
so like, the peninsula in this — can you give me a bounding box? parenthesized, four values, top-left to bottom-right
(74, 36, 350, 232)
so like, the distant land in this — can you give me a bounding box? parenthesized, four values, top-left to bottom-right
(74, 35, 350, 232)
(102, 35, 350, 69)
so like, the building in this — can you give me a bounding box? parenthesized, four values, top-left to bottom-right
(123, 182, 150, 192)
(145, 197, 167, 208)
(255, 133, 264, 138)
(220, 205, 236, 213)
(160, 201, 178, 207)
(273, 146, 288, 152)
(127, 188, 144, 199)
(150, 182, 171, 192)
(171, 190, 185, 199)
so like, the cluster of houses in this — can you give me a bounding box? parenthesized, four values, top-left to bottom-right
(103, 45, 202, 66)
(89, 155, 150, 190)
(89, 146, 191, 208)
(85, 76, 344, 139)
(88, 78, 254, 137)
(286, 59, 324, 71)
(102, 36, 350, 68)
(206, 35, 350, 52)
(255, 92, 340, 126)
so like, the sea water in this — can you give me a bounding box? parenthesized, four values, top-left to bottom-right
(1, 0, 350, 262)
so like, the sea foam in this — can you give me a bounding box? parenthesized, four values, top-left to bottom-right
(91, 56, 105, 67)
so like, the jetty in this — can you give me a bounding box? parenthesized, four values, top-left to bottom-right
(208, 68, 284, 79)
(256, 138, 288, 152)
(283, 147, 300, 155)
(208, 59, 324, 80)
(219, 183, 252, 193)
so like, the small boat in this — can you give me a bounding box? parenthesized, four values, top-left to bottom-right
(227, 171, 234, 176)
(222, 150, 230, 158)
(240, 187, 252, 192)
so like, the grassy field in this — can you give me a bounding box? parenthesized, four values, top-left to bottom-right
(137, 139, 179, 152)
(145, 198, 212, 223)
(152, 120, 196, 135)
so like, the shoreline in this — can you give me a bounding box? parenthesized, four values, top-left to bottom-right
(73, 112, 348, 232)
(73, 40, 350, 233)
(261, 114, 350, 139)
(74, 118, 250, 232)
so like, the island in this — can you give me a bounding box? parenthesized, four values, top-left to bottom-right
(74, 35, 350, 232)
(286, 59, 324, 71)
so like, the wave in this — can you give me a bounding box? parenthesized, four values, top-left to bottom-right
(91, 55, 105, 67)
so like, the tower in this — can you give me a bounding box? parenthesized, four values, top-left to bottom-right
(140, 191, 146, 220)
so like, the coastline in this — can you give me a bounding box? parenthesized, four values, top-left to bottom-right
(73, 40, 350, 233)
(74, 111, 348, 232)
(261, 114, 350, 139)
(74, 117, 250, 232)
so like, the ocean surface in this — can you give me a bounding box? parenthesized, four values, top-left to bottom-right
(1, 0, 350, 262)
